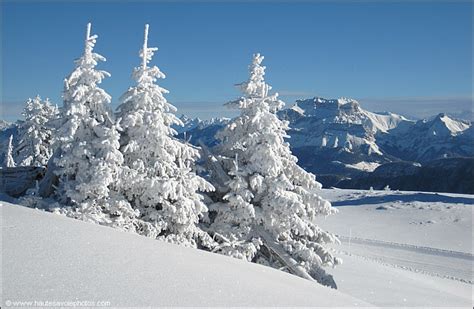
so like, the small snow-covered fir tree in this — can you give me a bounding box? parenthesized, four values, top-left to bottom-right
(116, 24, 214, 247)
(4, 135, 16, 167)
(54, 23, 135, 229)
(210, 53, 341, 286)
(16, 96, 59, 166)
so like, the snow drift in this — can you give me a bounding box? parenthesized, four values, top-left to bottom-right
(1, 202, 369, 307)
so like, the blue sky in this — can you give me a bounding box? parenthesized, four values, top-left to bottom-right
(2, 1, 472, 121)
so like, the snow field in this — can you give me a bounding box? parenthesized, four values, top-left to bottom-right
(1, 202, 370, 307)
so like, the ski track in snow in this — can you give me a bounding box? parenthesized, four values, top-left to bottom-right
(338, 235, 474, 260)
(336, 235, 473, 284)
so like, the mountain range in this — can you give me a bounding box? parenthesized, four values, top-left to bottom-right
(1, 97, 472, 193)
(175, 97, 473, 193)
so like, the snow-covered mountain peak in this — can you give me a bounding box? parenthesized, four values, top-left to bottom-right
(295, 97, 360, 115)
(411, 113, 471, 138)
(337, 97, 360, 105)
(178, 114, 230, 128)
(363, 110, 412, 133)
(206, 116, 231, 125)
(378, 113, 473, 163)
(0, 119, 12, 130)
(431, 113, 470, 136)
(286, 97, 410, 134)
(289, 102, 305, 115)
(176, 114, 202, 133)
(291, 97, 363, 123)
(173, 115, 231, 138)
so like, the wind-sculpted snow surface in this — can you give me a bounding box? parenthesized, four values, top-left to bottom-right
(1, 202, 370, 307)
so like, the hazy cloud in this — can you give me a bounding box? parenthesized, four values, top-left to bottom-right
(278, 90, 314, 97)
(1, 100, 25, 122)
(173, 101, 239, 120)
(356, 96, 473, 120)
(2, 95, 472, 123)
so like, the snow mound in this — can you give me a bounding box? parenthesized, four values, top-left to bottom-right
(1, 202, 370, 307)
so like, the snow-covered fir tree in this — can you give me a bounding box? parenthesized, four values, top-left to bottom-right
(54, 23, 135, 229)
(209, 154, 262, 260)
(4, 135, 16, 168)
(210, 53, 341, 287)
(116, 24, 214, 247)
(16, 96, 59, 166)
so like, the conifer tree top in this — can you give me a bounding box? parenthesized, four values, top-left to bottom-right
(79, 22, 106, 69)
(226, 53, 283, 113)
(62, 22, 111, 122)
(141, 24, 157, 69)
(133, 24, 163, 87)
(239, 53, 271, 99)
(85, 22, 93, 55)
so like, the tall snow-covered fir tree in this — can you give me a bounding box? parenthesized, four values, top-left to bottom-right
(210, 53, 341, 287)
(16, 96, 59, 166)
(116, 24, 214, 247)
(54, 23, 135, 229)
(4, 135, 16, 168)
